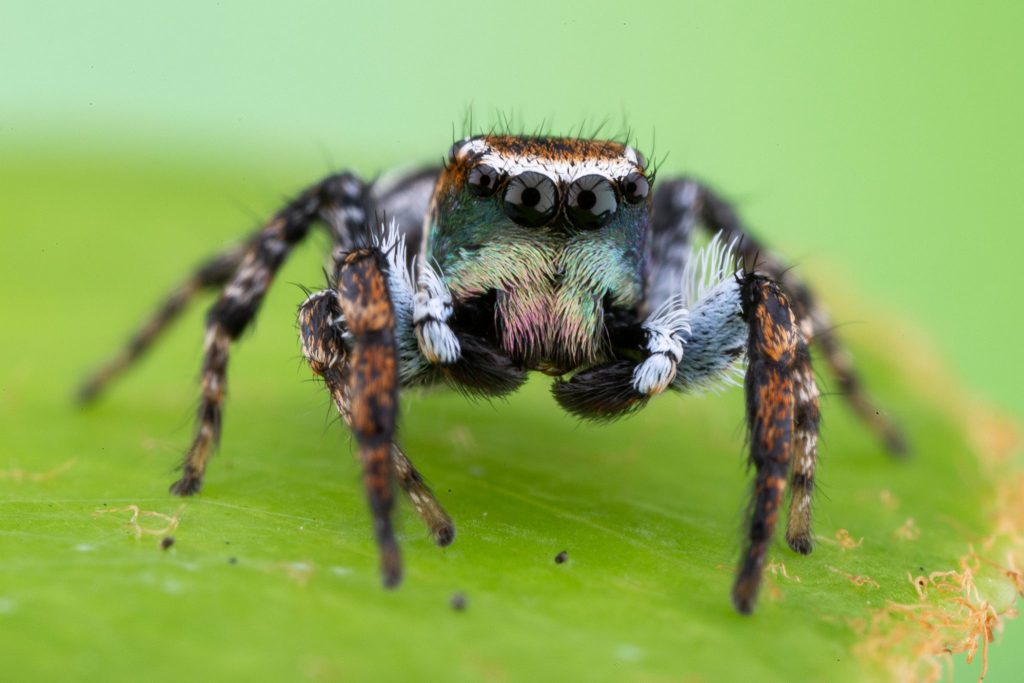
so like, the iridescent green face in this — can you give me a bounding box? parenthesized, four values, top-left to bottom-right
(425, 135, 652, 370)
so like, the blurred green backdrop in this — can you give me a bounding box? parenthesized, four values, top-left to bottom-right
(2, 1, 1022, 681)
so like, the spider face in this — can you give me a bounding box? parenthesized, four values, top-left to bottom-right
(426, 135, 653, 370)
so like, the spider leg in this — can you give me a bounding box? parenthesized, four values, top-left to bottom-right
(732, 273, 800, 614)
(786, 340, 820, 554)
(298, 288, 455, 547)
(557, 245, 818, 612)
(365, 220, 525, 397)
(332, 247, 404, 586)
(169, 173, 368, 495)
(651, 177, 906, 455)
(76, 241, 249, 403)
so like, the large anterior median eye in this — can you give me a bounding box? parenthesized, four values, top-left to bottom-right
(467, 163, 501, 197)
(566, 174, 618, 229)
(502, 171, 559, 227)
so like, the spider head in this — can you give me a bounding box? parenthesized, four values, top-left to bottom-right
(433, 134, 651, 233)
(425, 135, 652, 368)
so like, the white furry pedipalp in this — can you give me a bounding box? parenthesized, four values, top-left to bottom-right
(674, 234, 747, 391)
(632, 297, 690, 396)
(369, 220, 433, 381)
(413, 257, 461, 365)
(680, 233, 742, 308)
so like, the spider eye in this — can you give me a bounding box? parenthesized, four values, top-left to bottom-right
(566, 175, 618, 229)
(467, 164, 501, 197)
(621, 172, 650, 204)
(502, 172, 559, 227)
(447, 136, 479, 163)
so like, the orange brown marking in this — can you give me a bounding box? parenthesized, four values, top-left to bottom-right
(480, 135, 633, 163)
(339, 251, 395, 334)
(297, 288, 455, 548)
(733, 276, 799, 614)
(335, 248, 403, 587)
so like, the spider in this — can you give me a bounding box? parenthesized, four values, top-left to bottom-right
(79, 133, 905, 614)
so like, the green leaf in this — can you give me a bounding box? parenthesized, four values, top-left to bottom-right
(1, 148, 1018, 682)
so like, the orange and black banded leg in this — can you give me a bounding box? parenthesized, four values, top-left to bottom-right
(170, 173, 369, 495)
(652, 178, 906, 455)
(334, 248, 404, 586)
(298, 289, 455, 548)
(701, 182, 906, 454)
(732, 274, 800, 615)
(77, 241, 249, 403)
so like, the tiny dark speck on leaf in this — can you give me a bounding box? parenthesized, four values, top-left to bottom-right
(450, 592, 467, 611)
(228, 557, 238, 565)
(555, 550, 568, 564)
(160, 536, 175, 550)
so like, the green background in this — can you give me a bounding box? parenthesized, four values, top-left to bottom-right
(2, 1, 1021, 681)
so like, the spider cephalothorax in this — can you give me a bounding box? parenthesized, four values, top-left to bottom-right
(80, 132, 906, 614)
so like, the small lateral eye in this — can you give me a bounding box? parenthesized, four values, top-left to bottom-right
(446, 139, 466, 163)
(566, 175, 618, 229)
(621, 172, 650, 204)
(502, 171, 559, 227)
(467, 164, 501, 197)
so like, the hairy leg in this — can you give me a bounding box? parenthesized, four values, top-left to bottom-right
(651, 177, 906, 454)
(554, 257, 816, 613)
(333, 248, 403, 586)
(77, 241, 249, 402)
(365, 220, 526, 397)
(298, 289, 455, 547)
(786, 341, 820, 554)
(170, 172, 369, 495)
(732, 273, 801, 614)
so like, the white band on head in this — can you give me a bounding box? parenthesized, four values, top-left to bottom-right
(455, 138, 644, 184)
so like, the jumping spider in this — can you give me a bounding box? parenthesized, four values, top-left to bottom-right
(80, 134, 905, 614)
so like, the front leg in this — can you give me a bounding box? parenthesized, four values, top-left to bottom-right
(731, 274, 800, 614)
(371, 223, 525, 397)
(653, 176, 905, 455)
(335, 248, 404, 586)
(298, 289, 455, 548)
(552, 263, 819, 615)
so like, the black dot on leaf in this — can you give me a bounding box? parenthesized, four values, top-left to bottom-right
(450, 592, 467, 611)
